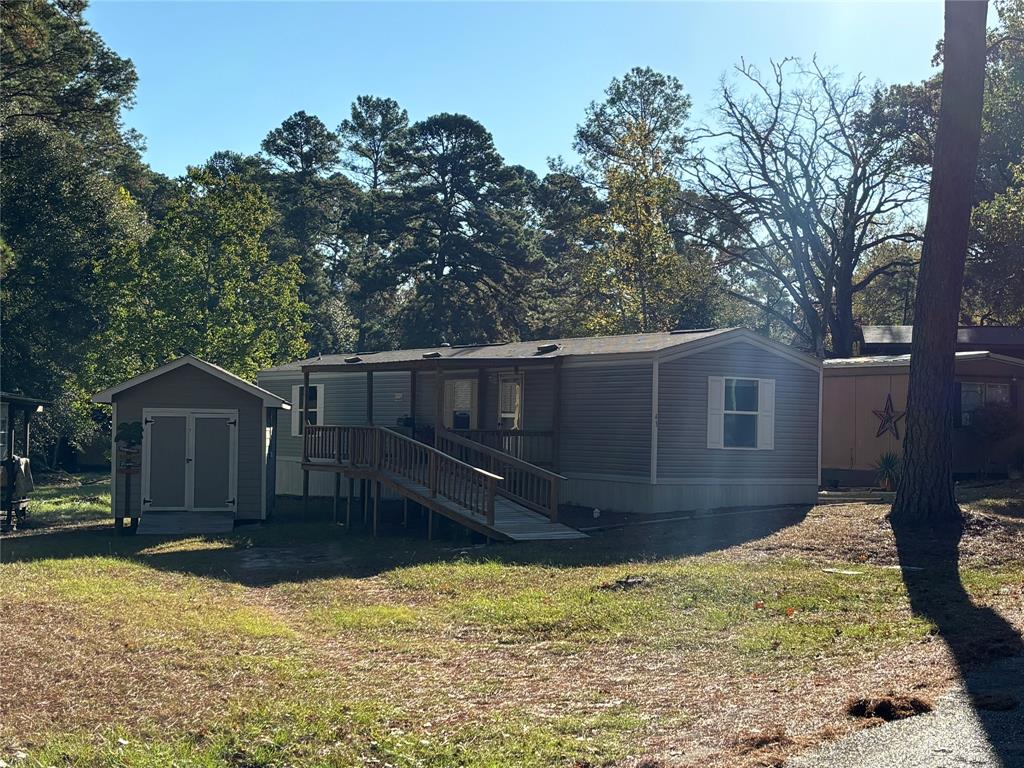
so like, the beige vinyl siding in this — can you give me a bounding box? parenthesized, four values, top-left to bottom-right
(657, 341, 819, 482)
(560, 363, 652, 477)
(112, 365, 263, 519)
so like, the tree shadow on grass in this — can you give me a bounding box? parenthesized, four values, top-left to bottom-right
(890, 514, 1024, 767)
(0, 501, 811, 587)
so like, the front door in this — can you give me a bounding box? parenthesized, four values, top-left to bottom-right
(143, 409, 237, 513)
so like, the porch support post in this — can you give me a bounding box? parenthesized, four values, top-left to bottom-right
(409, 370, 417, 437)
(373, 480, 381, 537)
(21, 408, 31, 456)
(477, 367, 488, 430)
(302, 368, 310, 462)
(366, 371, 374, 425)
(333, 472, 341, 524)
(347, 477, 354, 531)
(552, 358, 563, 472)
(302, 367, 311, 520)
(434, 366, 444, 446)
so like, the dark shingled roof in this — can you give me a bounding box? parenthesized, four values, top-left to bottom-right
(860, 325, 1024, 347)
(261, 328, 736, 373)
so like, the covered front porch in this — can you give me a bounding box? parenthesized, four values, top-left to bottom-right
(298, 356, 584, 542)
(301, 356, 564, 469)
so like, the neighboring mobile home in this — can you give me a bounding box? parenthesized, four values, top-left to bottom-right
(93, 356, 290, 533)
(822, 352, 1024, 486)
(859, 325, 1024, 359)
(257, 328, 822, 539)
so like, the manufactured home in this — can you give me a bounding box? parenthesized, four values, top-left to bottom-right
(257, 328, 822, 541)
(822, 351, 1024, 485)
(93, 356, 290, 533)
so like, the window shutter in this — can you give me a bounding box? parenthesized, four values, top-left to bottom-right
(314, 384, 324, 425)
(757, 379, 775, 450)
(291, 385, 301, 436)
(707, 376, 725, 449)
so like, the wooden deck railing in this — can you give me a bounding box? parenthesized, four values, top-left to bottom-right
(452, 428, 555, 467)
(436, 428, 564, 522)
(305, 425, 501, 524)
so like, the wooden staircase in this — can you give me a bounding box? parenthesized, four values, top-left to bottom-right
(303, 425, 586, 542)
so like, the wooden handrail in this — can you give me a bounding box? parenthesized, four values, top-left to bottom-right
(305, 425, 502, 525)
(436, 428, 563, 522)
(452, 428, 555, 466)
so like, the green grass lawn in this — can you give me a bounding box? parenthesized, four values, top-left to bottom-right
(2, 476, 1021, 768)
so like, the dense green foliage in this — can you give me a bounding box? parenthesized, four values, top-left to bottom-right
(2, 0, 1022, 465)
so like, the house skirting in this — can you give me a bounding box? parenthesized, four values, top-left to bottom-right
(562, 475, 818, 515)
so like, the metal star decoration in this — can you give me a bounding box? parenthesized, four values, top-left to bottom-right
(873, 394, 906, 439)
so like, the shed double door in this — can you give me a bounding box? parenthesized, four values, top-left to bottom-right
(142, 409, 238, 513)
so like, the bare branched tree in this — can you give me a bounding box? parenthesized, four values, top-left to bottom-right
(680, 59, 927, 356)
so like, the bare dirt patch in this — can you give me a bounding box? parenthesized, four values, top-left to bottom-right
(846, 694, 933, 721)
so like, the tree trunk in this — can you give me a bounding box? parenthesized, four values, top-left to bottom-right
(831, 278, 856, 358)
(891, 0, 988, 526)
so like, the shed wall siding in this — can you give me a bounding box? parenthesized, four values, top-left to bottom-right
(112, 365, 264, 519)
(560, 363, 652, 477)
(657, 341, 819, 482)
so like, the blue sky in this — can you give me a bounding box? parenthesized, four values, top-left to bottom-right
(86, 1, 947, 178)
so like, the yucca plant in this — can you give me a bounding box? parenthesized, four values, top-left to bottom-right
(873, 450, 901, 492)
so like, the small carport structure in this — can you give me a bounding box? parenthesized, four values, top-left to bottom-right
(93, 356, 290, 533)
(1, 391, 49, 530)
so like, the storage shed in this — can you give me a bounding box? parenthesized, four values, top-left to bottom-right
(93, 356, 290, 533)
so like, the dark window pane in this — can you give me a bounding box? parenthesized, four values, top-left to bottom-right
(725, 379, 758, 412)
(307, 386, 318, 407)
(724, 413, 757, 448)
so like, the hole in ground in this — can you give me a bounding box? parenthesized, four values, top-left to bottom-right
(846, 694, 933, 721)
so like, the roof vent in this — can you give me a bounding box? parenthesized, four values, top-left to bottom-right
(670, 327, 716, 334)
(344, 355, 362, 363)
(535, 343, 560, 355)
(422, 351, 443, 359)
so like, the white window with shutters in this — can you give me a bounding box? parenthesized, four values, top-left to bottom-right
(707, 376, 775, 450)
(291, 384, 324, 436)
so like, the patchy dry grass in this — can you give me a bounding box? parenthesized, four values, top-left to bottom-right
(1, 476, 1022, 767)
(19, 471, 110, 528)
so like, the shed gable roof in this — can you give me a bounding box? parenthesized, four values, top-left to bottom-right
(92, 356, 290, 408)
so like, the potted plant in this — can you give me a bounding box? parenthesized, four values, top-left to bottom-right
(873, 450, 901, 492)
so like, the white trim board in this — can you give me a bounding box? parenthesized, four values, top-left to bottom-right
(650, 359, 659, 484)
(110, 401, 118, 518)
(94, 355, 290, 409)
